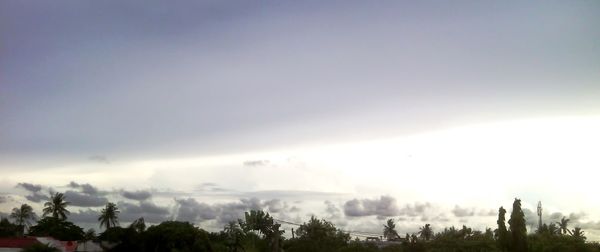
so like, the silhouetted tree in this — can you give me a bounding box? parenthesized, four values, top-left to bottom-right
(557, 216, 572, 235)
(43, 192, 70, 220)
(129, 217, 145, 233)
(0, 217, 19, 237)
(496, 206, 510, 251)
(508, 198, 527, 252)
(224, 221, 245, 252)
(98, 202, 119, 229)
(383, 219, 400, 241)
(286, 216, 350, 252)
(28, 217, 84, 241)
(418, 224, 433, 241)
(571, 227, 586, 241)
(10, 203, 36, 236)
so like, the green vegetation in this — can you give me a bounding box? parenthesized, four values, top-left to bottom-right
(1, 195, 599, 251)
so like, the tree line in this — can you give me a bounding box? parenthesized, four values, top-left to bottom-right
(1, 193, 600, 251)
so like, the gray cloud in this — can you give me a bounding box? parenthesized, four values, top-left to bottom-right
(25, 193, 49, 203)
(118, 201, 171, 223)
(64, 190, 108, 207)
(121, 190, 152, 201)
(17, 183, 42, 192)
(452, 205, 475, 217)
(88, 155, 110, 164)
(17, 182, 49, 203)
(174, 197, 294, 226)
(478, 209, 497, 217)
(243, 160, 270, 167)
(264, 199, 284, 213)
(68, 181, 99, 195)
(70, 209, 101, 224)
(343, 196, 400, 218)
(0, 196, 12, 204)
(175, 198, 219, 223)
(324, 201, 342, 219)
(399, 202, 433, 217)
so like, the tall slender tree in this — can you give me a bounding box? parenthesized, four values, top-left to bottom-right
(508, 198, 527, 252)
(43, 192, 70, 220)
(496, 207, 508, 246)
(98, 202, 119, 229)
(10, 204, 36, 236)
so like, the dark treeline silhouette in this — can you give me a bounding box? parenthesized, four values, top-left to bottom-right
(1, 195, 599, 251)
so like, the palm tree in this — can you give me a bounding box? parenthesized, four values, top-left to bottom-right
(43, 192, 70, 220)
(571, 227, 585, 241)
(10, 204, 36, 236)
(98, 202, 119, 229)
(556, 217, 572, 235)
(418, 224, 433, 241)
(383, 219, 400, 241)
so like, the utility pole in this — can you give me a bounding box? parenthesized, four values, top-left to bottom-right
(291, 228, 295, 239)
(537, 201, 543, 231)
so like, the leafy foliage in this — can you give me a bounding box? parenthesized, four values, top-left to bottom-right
(42, 193, 70, 220)
(285, 216, 350, 252)
(28, 217, 84, 241)
(0, 217, 19, 237)
(98, 202, 120, 229)
(10, 203, 36, 235)
(508, 198, 528, 252)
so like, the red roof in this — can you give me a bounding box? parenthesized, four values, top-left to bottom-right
(0, 237, 41, 248)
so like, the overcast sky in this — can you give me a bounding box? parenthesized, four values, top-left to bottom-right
(1, 0, 600, 239)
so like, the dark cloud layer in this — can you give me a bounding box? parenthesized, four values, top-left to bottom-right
(118, 201, 171, 223)
(64, 190, 108, 207)
(17, 182, 49, 203)
(17, 183, 42, 192)
(68, 181, 99, 195)
(174, 197, 295, 226)
(121, 190, 152, 201)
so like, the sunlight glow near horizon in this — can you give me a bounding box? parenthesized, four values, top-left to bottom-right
(6, 115, 599, 211)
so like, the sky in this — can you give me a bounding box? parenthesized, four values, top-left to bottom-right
(1, 0, 600, 240)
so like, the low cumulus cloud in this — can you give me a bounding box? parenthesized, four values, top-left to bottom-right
(121, 190, 152, 201)
(174, 197, 294, 226)
(64, 190, 108, 207)
(17, 182, 49, 203)
(68, 181, 100, 195)
(399, 202, 433, 217)
(70, 209, 102, 223)
(452, 205, 475, 217)
(343, 196, 400, 218)
(118, 201, 171, 223)
(17, 183, 42, 192)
